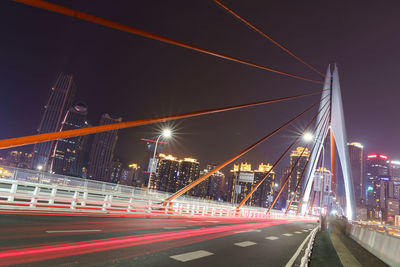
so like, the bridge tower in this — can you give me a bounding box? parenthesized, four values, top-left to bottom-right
(302, 65, 356, 220)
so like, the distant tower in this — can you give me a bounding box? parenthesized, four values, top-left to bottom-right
(151, 153, 180, 192)
(287, 147, 310, 204)
(365, 154, 390, 220)
(32, 73, 76, 170)
(348, 142, 364, 206)
(88, 114, 122, 182)
(49, 103, 89, 177)
(178, 157, 200, 196)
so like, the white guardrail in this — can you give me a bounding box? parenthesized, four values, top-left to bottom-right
(347, 221, 400, 266)
(0, 165, 306, 220)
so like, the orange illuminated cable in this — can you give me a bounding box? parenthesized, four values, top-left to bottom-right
(285, 112, 329, 214)
(165, 96, 327, 203)
(13, 0, 323, 84)
(0, 92, 321, 150)
(266, 100, 329, 214)
(214, 0, 325, 78)
(238, 100, 330, 210)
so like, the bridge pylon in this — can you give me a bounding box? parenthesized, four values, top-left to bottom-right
(301, 64, 355, 220)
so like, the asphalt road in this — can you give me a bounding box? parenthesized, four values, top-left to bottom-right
(0, 214, 317, 266)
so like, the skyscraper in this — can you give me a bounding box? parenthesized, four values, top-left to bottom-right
(348, 142, 364, 206)
(32, 73, 76, 170)
(49, 103, 89, 177)
(199, 164, 225, 200)
(287, 147, 310, 205)
(365, 154, 391, 220)
(228, 162, 275, 208)
(88, 114, 122, 182)
(179, 158, 200, 196)
(150, 153, 180, 192)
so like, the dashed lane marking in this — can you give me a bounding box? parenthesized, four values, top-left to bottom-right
(235, 229, 262, 233)
(265, 236, 279, 240)
(283, 233, 293, 237)
(234, 241, 257, 247)
(303, 230, 309, 232)
(46, 230, 102, 233)
(294, 231, 302, 234)
(170, 250, 214, 262)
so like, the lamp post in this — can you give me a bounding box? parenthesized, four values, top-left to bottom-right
(147, 129, 172, 190)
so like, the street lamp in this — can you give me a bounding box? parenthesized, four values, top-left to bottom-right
(147, 129, 172, 189)
(302, 132, 314, 142)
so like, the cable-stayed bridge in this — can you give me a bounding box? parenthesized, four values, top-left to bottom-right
(0, 0, 396, 266)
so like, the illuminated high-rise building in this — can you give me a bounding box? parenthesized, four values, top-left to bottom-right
(32, 73, 77, 170)
(5, 150, 32, 169)
(348, 142, 364, 206)
(88, 114, 122, 182)
(178, 158, 201, 196)
(229, 163, 275, 208)
(311, 167, 332, 213)
(287, 147, 310, 204)
(365, 154, 390, 220)
(389, 160, 400, 199)
(150, 154, 180, 192)
(49, 103, 89, 177)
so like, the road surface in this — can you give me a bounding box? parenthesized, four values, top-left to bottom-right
(0, 213, 317, 266)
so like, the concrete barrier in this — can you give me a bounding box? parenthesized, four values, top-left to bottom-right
(347, 222, 400, 266)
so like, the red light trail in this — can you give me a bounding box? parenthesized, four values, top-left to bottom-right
(0, 218, 315, 265)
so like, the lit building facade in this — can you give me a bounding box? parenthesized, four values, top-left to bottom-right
(178, 158, 200, 194)
(229, 162, 275, 208)
(310, 167, 332, 214)
(287, 147, 310, 204)
(88, 114, 122, 182)
(365, 154, 391, 220)
(389, 160, 400, 199)
(5, 151, 33, 169)
(33, 73, 76, 170)
(49, 103, 89, 177)
(196, 164, 225, 200)
(150, 154, 180, 192)
(348, 142, 364, 206)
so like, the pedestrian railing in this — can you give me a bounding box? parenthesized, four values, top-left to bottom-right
(0, 165, 310, 220)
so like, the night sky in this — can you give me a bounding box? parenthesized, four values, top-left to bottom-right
(1, 0, 400, 172)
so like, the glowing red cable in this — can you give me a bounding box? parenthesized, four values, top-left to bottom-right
(13, 0, 323, 84)
(214, 0, 325, 78)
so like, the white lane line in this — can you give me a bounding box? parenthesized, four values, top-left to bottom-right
(294, 231, 302, 234)
(285, 226, 318, 267)
(265, 236, 279, 240)
(46, 229, 102, 233)
(234, 241, 257, 247)
(170, 250, 214, 262)
(205, 221, 220, 223)
(235, 229, 261, 233)
(163, 227, 187, 230)
(303, 230, 309, 232)
(283, 233, 293, 237)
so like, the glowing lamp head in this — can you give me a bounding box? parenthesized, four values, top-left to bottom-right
(303, 132, 314, 142)
(162, 129, 172, 138)
(37, 165, 43, 171)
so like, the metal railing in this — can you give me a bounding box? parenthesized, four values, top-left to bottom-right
(0, 165, 312, 220)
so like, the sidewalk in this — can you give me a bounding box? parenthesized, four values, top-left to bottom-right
(310, 217, 387, 267)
